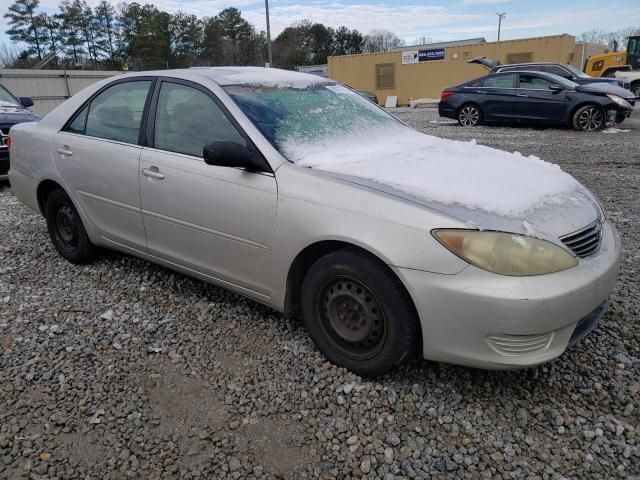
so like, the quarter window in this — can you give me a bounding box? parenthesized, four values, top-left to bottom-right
(518, 74, 555, 90)
(66, 105, 88, 134)
(153, 82, 245, 158)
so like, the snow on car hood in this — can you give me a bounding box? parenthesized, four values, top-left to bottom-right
(283, 126, 600, 238)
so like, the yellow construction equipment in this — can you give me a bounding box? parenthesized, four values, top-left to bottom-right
(584, 36, 640, 96)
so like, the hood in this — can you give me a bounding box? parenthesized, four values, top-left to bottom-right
(467, 56, 499, 69)
(0, 101, 40, 124)
(284, 126, 600, 241)
(576, 82, 635, 99)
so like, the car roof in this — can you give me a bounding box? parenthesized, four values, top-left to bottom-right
(495, 62, 565, 69)
(184, 66, 331, 87)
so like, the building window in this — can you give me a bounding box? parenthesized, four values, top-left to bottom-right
(376, 63, 395, 89)
(506, 52, 533, 64)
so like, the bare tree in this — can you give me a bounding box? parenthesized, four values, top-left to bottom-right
(363, 29, 404, 53)
(0, 42, 20, 67)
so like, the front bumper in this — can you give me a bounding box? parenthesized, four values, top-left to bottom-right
(394, 221, 621, 369)
(0, 150, 8, 178)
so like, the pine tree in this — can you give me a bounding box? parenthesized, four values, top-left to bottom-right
(4, 0, 43, 60)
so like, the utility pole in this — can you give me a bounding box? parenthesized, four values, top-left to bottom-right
(497, 12, 506, 42)
(265, 0, 273, 67)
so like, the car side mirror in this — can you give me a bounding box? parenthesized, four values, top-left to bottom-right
(19, 97, 34, 108)
(203, 141, 268, 172)
(548, 85, 564, 92)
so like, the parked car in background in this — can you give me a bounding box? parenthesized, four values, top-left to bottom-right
(355, 90, 379, 104)
(439, 71, 635, 130)
(0, 84, 39, 179)
(8, 68, 620, 375)
(469, 56, 632, 91)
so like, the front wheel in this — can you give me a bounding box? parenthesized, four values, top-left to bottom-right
(572, 105, 605, 131)
(457, 104, 482, 126)
(45, 188, 97, 264)
(630, 83, 640, 98)
(300, 249, 418, 377)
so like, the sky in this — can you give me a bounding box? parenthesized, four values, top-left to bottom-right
(1, 0, 639, 49)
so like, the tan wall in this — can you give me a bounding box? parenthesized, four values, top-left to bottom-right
(0, 69, 122, 115)
(328, 34, 576, 105)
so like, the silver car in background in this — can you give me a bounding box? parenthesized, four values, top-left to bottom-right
(8, 67, 620, 376)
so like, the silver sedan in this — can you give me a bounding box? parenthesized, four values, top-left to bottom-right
(8, 67, 620, 376)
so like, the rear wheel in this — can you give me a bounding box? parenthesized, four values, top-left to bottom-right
(572, 105, 605, 131)
(457, 104, 482, 126)
(300, 249, 418, 377)
(45, 188, 96, 264)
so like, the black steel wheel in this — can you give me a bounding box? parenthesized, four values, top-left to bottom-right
(301, 249, 418, 377)
(45, 188, 96, 264)
(317, 276, 388, 361)
(573, 105, 605, 131)
(457, 104, 482, 126)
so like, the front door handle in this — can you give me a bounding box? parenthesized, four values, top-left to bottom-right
(517, 94, 528, 97)
(142, 167, 165, 180)
(57, 147, 73, 156)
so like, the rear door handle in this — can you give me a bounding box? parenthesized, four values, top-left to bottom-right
(142, 167, 165, 180)
(517, 94, 528, 97)
(57, 147, 73, 156)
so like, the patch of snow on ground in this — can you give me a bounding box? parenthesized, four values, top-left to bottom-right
(603, 127, 630, 134)
(283, 126, 582, 217)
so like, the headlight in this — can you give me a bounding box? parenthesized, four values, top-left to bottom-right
(432, 230, 578, 276)
(606, 94, 632, 109)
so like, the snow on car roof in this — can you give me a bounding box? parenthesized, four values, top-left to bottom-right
(190, 66, 331, 88)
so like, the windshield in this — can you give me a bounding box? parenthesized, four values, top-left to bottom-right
(543, 73, 579, 89)
(0, 84, 20, 106)
(564, 64, 589, 78)
(223, 83, 400, 158)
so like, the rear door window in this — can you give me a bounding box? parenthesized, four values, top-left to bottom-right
(66, 81, 152, 144)
(480, 74, 516, 88)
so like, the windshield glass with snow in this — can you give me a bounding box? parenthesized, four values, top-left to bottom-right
(223, 83, 400, 157)
(0, 85, 19, 106)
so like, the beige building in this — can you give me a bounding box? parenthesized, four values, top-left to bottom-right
(328, 34, 578, 105)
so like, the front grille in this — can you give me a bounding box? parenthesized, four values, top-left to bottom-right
(486, 333, 553, 356)
(560, 220, 603, 258)
(622, 82, 631, 90)
(0, 128, 9, 150)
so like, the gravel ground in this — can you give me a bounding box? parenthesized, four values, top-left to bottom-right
(1, 109, 638, 479)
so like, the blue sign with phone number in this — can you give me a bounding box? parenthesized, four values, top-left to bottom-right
(418, 48, 445, 61)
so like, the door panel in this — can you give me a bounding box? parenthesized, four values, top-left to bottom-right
(139, 79, 277, 297)
(515, 74, 566, 122)
(139, 149, 277, 296)
(53, 133, 145, 248)
(472, 73, 518, 120)
(52, 79, 153, 248)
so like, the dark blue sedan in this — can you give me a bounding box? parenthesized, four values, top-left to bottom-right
(0, 84, 39, 179)
(438, 71, 635, 131)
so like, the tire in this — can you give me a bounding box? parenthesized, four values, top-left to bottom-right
(45, 188, 96, 264)
(630, 83, 640, 98)
(457, 104, 482, 126)
(300, 249, 418, 377)
(572, 104, 605, 131)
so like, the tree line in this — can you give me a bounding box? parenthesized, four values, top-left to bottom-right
(3, 0, 405, 70)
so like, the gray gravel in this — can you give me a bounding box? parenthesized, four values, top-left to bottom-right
(1, 109, 639, 479)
